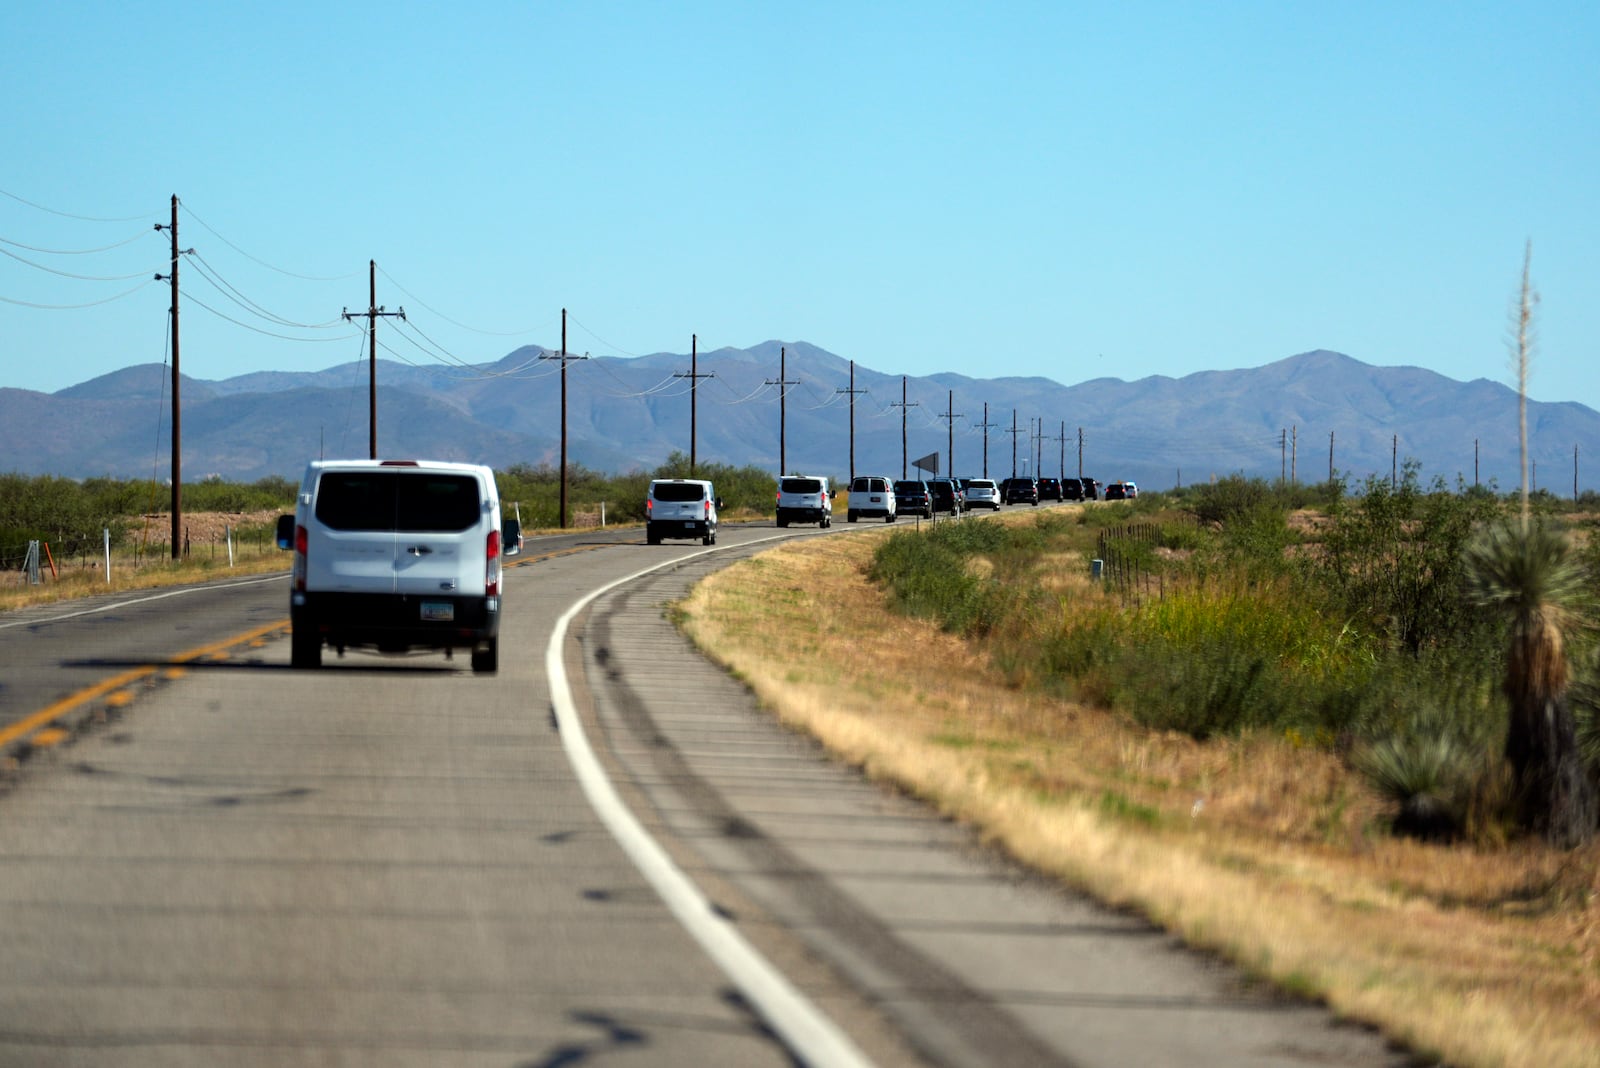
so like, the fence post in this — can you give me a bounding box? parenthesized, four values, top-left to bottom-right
(24, 541, 41, 585)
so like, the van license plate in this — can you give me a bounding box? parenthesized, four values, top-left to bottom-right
(420, 602, 454, 622)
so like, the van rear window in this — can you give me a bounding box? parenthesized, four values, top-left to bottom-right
(316, 472, 482, 533)
(781, 478, 822, 493)
(651, 482, 705, 502)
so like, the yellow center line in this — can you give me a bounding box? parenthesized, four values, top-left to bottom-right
(0, 619, 290, 750)
(3, 539, 613, 751)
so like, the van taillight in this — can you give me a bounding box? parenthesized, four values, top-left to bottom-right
(647, 498, 654, 517)
(704, 500, 711, 518)
(293, 524, 308, 592)
(485, 529, 501, 596)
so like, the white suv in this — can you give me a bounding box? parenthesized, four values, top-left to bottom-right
(847, 475, 897, 523)
(277, 459, 506, 673)
(963, 478, 1000, 510)
(775, 475, 833, 528)
(646, 479, 720, 545)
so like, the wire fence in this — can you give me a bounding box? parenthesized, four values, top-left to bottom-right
(3, 522, 281, 586)
(1096, 522, 1168, 603)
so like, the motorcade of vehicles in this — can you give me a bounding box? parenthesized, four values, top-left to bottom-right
(275, 458, 508, 673)
(1000, 477, 1039, 506)
(847, 475, 897, 523)
(776, 474, 834, 528)
(1037, 477, 1063, 501)
(963, 478, 1001, 510)
(894, 479, 933, 518)
(926, 477, 964, 515)
(646, 478, 721, 545)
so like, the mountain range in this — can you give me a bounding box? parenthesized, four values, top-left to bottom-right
(3, 345, 1598, 494)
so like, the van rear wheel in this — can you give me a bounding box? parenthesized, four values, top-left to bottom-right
(471, 638, 498, 674)
(290, 626, 321, 669)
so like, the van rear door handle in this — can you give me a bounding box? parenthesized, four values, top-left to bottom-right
(406, 545, 433, 556)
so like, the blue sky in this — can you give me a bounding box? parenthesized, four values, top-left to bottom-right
(4, 1, 1597, 409)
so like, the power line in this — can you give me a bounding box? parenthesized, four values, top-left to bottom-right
(376, 263, 543, 337)
(0, 185, 150, 223)
(0, 279, 156, 309)
(0, 243, 162, 281)
(178, 201, 357, 282)
(183, 289, 362, 343)
(186, 251, 348, 330)
(0, 231, 150, 255)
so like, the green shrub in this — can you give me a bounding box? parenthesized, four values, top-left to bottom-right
(1302, 465, 1503, 655)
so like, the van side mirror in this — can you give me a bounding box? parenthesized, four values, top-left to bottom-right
(501, 518, 523, 557)
(275, 514, 295, 550)
(715, 497, 724, 510)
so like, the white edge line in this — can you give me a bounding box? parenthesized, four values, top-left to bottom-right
(0, 574, 288, 631)
(544, 537, 876, 1068)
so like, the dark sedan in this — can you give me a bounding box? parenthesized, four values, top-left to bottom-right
(927, 478, 964, 514)
(893, 479, 933, 518)
(1000, 477, 1038, 505)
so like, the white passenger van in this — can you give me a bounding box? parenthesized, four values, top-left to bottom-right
(646, 478, 721, 545)
(846, 475, 897, 523)
(276, 459, 507, 673)
(776, 474, 833, 528)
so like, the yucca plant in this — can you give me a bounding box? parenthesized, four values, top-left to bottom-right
(1460, 245, 1597, 847)
(1464, 519, 1595, 846)
(1355, 727, 1471, 840)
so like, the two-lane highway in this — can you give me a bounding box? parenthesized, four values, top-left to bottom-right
(0, 518, 1407, 1066)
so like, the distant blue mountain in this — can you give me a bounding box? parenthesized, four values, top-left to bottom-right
(4, 346, 1597, 493)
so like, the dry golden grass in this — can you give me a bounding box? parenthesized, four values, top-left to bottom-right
(678, 525, 1600, 1068)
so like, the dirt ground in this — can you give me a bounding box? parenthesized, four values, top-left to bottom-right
(134, 510, 282, 545)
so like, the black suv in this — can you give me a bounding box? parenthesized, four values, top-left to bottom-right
(1037, 477, 1062, 501)
(1081, 477, 1101, 501)
(1060, 478, 1084, 501)
(1001, 477, 1038, 505)
(893, 479, 933, 518)
(926, 477, 964, 514)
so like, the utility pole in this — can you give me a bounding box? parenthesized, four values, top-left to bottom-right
(1474, 438, 1479, 487)
(153, 195, 191, 560)
(1576, 444, 1580, 502)
(1077, 427, 1084, 478)
(1281, 428, 1287, 485)
(1058, 421, 1067, 478)
(1329, 430, 1335, 483)
(341, 260, 405, 459)
(1392, 434, 1398, 489)
(1291, 425, 1297, 485)
(890, 377, 918, 479)
(834, 360, 867, 482)
(765, 346, 801, 475)
(939, 390, 963, 478)
(673, 334, 714, 476)
(974, 403, 1000, 478)
(1006, 410, 1025, 478)
(539, 309, 588, 528)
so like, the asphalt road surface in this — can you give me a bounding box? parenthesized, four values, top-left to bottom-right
(0, 518, 1411, 1066)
